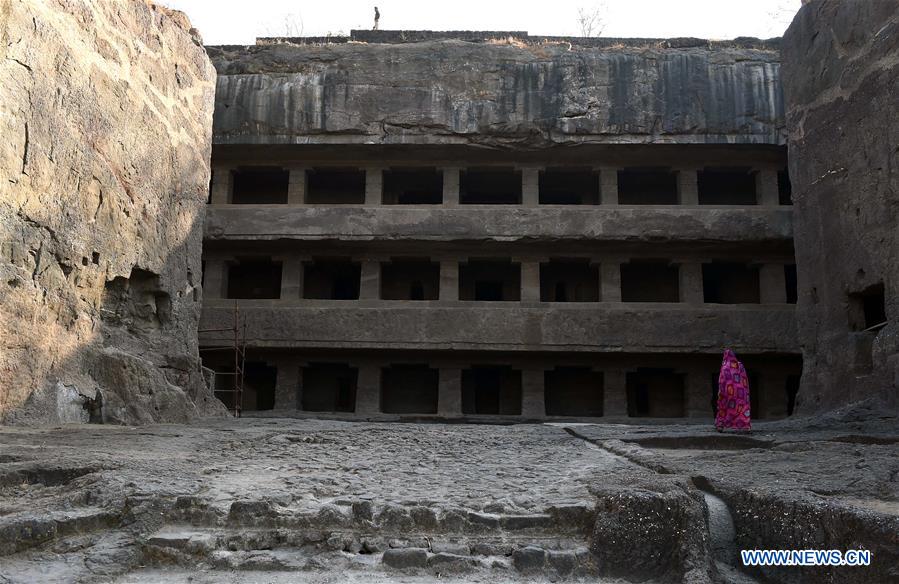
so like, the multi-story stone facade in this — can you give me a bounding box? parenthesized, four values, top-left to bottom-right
(200, 32, 801, 421)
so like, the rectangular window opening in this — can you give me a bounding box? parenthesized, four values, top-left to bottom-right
(621, 261, 680, 302)
(302, 363, 357, 412)
(226, 259, 282, 299)
(459, 259, 521, 301)
(383, 168, 443, 205)
(618, 168, 678, 205)
(785, 264, 798, 304)
(698, 167, 757, 205)
(461, 366, 522, 415)
(381, 364, 439, 414)
(305, 168, 365, 204)
(460, 168, 521, 205)
(702, 263, 760, 304)
(303, 259, 361, 300)
(544, 367, 604, 417)
(231, 167, 289, 204)
(777, 169, 792, 205)
(381, 259, 439, 300)
(849, 282, 887, 331)
(539, 168, 599, 205)
(540, 259, 599, 302)
(627, 368, 684, 418)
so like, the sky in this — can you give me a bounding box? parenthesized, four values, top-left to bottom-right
(161, 0, 802, 45)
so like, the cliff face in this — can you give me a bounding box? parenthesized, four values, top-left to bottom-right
(782, 1, 899, 412)
(0, 0, 225, 424)
(208, 37, 784, 147)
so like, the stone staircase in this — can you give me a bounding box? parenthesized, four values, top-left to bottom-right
(135, 496, 599, 581)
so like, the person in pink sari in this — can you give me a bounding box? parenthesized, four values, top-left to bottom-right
(715, 349, 751, 432)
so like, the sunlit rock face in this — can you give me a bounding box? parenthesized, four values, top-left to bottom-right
(782, 0, 899, 413)
(0, 0, 226, 424)
(208, 36, 784, 147)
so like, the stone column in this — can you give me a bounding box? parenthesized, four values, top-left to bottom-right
(521, 367, 545, 418)
(443, 167, 460, 207)
(602, 369, 628, 417)
(685, 370, 712, 418)
(601, 261, 621, 302)
(759, 264, 787, 304)
(278, 257, 304, 300)
(756, 169, 779, 206)
(677, 169, 699, 205)
(287, 168, 307, 205)
(521, 167, 540, 207)
(439, 260, 459, 301)
(355, 364, 381, 415)
(599, 167, 618, 205)
(519, 260, 541, 302)
(678, 262, 705, 304)
(210, 166, 231, 204)
(365, 168, 383, 206)
(438, 367, 463, 417)
(274, 362, 300, 410)
(359, 259, 381, 300)
(203, 258, 227, 299)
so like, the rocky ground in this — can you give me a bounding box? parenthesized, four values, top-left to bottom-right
(0, 408, 896, 583)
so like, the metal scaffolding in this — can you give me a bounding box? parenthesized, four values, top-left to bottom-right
(198, 302, 247, 417)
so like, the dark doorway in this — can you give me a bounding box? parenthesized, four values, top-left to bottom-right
(618, 168, 678, 205)
(539, 168, 599, 205)
(785, 264, 798, 304)
(383, 168, 443, 204)
(243, 362, 277, 411)
(627, 369, 684, 417)
(302, 363, 357, 412)
(698, 168, 757, 205)
(702, 263, 760, 304)
(460, 168, 521, 204)
(304, 259, 361, 300)
(226, 259, 282, 299)
(849, 282, 887, 331)
(231, 167, 289, 204)
(381, 365, 439, 414)
(544, 367, 604, 417)
(305, 168, 365, 204)
(460, 260, 521, 301)
(620, 261, 680, 302)
(540, 259, 599, 302)
(461, 366, 522, 415)
(381, 259, 439, 300)
(777, 170, 792, 205)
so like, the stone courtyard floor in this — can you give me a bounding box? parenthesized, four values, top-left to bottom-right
(0, 407, 896, 583)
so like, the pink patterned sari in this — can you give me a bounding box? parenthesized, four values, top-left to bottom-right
(715, 349, 751, 431)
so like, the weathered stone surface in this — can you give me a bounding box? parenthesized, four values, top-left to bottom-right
(207, 36, 784, 147)
(381, 548, 428, 569)
(199, 303, 799, 354)
(0, 0, 225, 423)
(204, 206, 794, 245)
(590, 478, 713, 582)
(782, 0, 899, 412)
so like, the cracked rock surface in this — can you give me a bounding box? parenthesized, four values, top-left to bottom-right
(0, 414, 895, 583)
(0, 0, 225, 424)
(208, 38, 784, 148)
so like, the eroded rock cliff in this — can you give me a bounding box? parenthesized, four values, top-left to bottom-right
(0, 0, 225, 424)
(208, 36, 784, 147)
(782, 0, 899, 412)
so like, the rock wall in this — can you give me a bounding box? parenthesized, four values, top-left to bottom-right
(782, 1, 899, 412)
(0, 0, 225, 424)
(208, 36, 784, 147)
